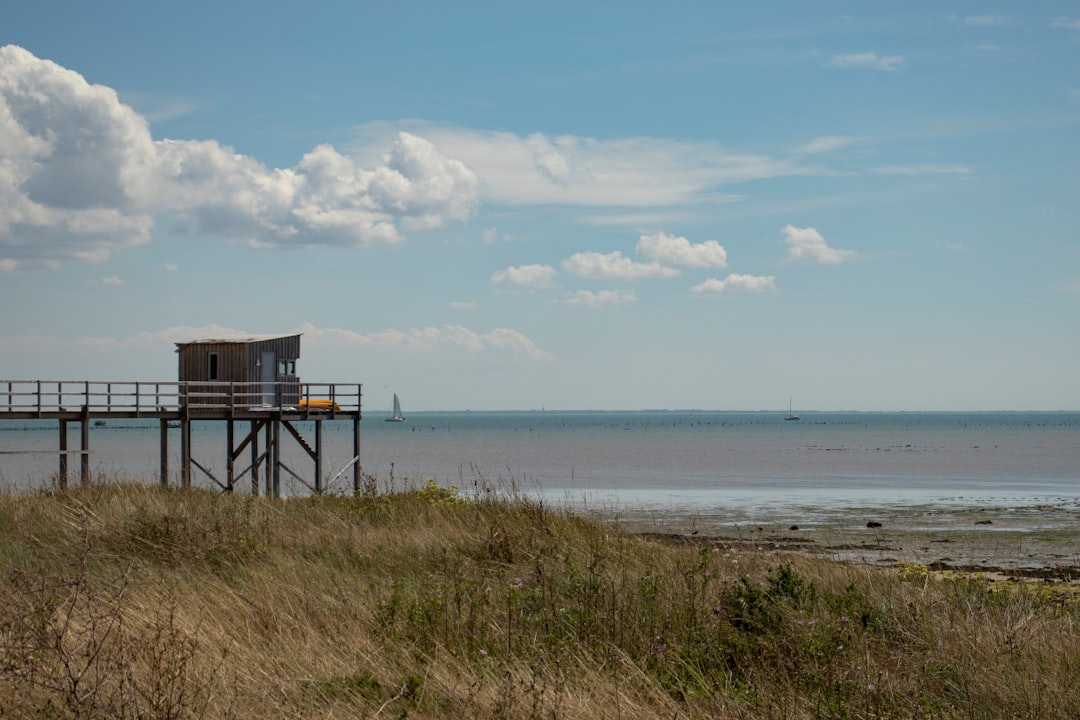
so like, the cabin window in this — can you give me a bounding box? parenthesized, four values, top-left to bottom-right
(278, 360, 295, 376)
(208, 352, 219, 381)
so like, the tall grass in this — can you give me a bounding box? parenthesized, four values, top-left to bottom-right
(0, 481, 1076, 718)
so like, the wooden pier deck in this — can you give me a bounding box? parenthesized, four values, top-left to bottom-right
(0, 380, 363, 496)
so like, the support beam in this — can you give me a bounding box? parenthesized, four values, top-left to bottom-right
(58, 420, 68, 490)
(250, 420, 259, 496)
(226, 420, 235, 492)
(181, 413, 192, 489)
(263, 422, 272, 496)
(353, 415, 362, 493)
(272, 419, 281, 498)
(80, 406, 90, 486)
(160, 419, 170, 487)
(315, 420, 323, 494)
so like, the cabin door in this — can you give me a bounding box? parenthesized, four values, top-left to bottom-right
(260, 351, 277, 405)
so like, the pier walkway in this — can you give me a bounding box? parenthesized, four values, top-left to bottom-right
(0, 380, 362, 496)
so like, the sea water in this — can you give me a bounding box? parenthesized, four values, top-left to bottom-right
(2, 410, 1076, 511)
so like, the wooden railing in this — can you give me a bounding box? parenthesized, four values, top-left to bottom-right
(0, 380, 362, 417)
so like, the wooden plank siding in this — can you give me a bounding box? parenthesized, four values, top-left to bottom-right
(176, 334, 302, 408)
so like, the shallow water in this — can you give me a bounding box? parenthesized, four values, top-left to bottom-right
(2, 411, 1078, 567)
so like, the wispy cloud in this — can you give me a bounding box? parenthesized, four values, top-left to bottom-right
(449, 301, 478, 311)
(692, 274, 776, 294)
(563, 290, 637, 307)
(871, 164, 972, 176)
(102, 275, 124, 286)
(782, 224, 856, 264)
(962, 15, 1011, 28)
(297, 323, 553, 361)
(828, 53, 904, 72)
(1050, 18, 1080, 30)
(350, 122, 816, 208)
(799, 136, 862, 155)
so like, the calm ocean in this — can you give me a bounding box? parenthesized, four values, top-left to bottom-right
(2, 412, 1077, 524)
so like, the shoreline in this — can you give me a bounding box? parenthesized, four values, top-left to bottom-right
(592, 499, 1080, 583)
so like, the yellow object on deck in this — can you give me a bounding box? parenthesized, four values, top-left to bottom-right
(298, 398, 341, 411)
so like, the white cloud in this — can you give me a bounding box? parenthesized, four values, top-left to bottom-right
(782, 224, 856, 264)
(0, 45, 479, 270)
(828, 53, 905, 71)
(102, 275, 123, 286)
(490, 263, 557, 288)
(1051, 18, 1080, 30)
(563, 290, 637, 307)
(799, 136, 861, 155)
(692, 274, 776, 294)
(635, 231, 727, 268)
(561, 251, 679, 280)
(350, 122, 813, 207)
(296, 322, 551, 360)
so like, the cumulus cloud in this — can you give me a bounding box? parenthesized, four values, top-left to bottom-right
(490, 263, 557, 288)
(563, 290, 637, 307)
(635, 231, 727, 268)
(0, 45, 478, 270)
(692, 274, 776, 294)
(828, 53, 904, 71)
(782, 224, 856, 264)
(561, 251, 679, 280)
(350, 122, 813, 207)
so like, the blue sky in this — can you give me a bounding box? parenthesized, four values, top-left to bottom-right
(2, 2, 1078, 411)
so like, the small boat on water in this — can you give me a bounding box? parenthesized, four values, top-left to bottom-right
(385, 393, 406, 423)
(785, 398, 800, 421)
(93, 419, 107, 428)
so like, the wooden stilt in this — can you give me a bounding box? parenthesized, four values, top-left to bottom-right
(80, 406, 90, 486)
(226, 420, 235, 492)
(314, 419, 323, 494)
(353, 415, 361, 493)
(272, 419, 281, 498)
(58, 419, 68, 490)
(181, 412, 191, 490)
(159, 419, 169, 486)
(263, 422, 272, 496)
(250, 420, 259, 496)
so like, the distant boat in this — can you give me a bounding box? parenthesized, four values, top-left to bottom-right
(93, 419, 107, 428)
(785, 398, 800, 421)
(385, 393, 406, 423)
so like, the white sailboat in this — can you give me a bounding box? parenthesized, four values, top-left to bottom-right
(785, 398, 800, 421)
(385, 393, 406, 423)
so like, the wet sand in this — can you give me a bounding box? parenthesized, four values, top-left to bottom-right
(596, 500, 1080, 583)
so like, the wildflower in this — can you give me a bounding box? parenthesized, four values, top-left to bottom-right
(479, 648, 488, 657)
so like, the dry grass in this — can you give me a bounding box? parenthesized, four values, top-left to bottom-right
(0, 481, 1076, 718)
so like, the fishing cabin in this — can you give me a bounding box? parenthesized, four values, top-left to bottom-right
(176, 334, 301, 408)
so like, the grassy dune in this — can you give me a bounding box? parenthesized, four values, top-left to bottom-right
(0, 481, 1077, 718)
